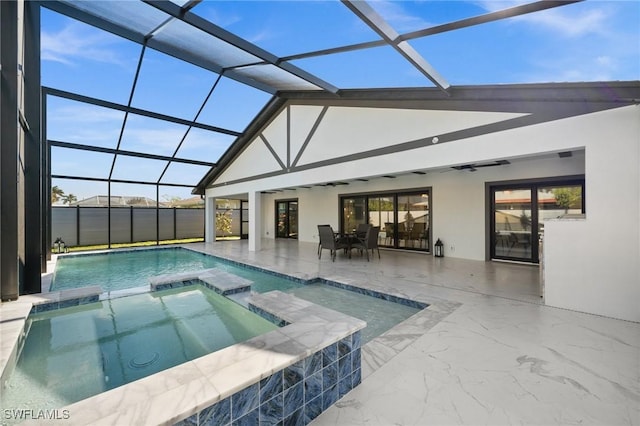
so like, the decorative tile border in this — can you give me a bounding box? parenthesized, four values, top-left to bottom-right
(176, 331, 362, 426)
(54, 245, 182, 260)
(30, 294, 100, 314)
(315, 278, 429, 310)
(28, 286, 103, 315)
(248, 304, 290, 327)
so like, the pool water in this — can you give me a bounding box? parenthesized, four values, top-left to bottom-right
(1, 286, 277, 411)
(287, 283, 419, 343)
(52, 248, 301, 294)
(52, 248, 422, 344)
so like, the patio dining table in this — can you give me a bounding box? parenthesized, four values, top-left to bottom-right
(338, 232, 361, 258)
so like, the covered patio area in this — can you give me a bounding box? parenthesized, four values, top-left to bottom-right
(185, 239, 638, 425)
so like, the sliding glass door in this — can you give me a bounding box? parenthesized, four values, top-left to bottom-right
(341, 190, 430, 252)
(491, 180, 584, 263)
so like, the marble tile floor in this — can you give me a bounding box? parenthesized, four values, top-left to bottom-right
(186, 240, 639, 426)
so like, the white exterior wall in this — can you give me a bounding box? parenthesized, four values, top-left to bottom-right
(544, 106, 640, 322)
(206, 104, 639, 322)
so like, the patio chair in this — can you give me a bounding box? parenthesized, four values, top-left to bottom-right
(351, 226, 380, 261)
(355, 223, 371, 239)
(317, 224, 331, 256)
(408, 222, 425, 248)
(318, 225, 348, 262)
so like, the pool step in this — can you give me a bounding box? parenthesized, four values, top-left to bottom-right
(150, 268, 253, 297)
(198, 269, 253, 296)
(224, 291, 253, 308)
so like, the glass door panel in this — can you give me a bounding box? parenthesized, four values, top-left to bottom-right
(493, 189, 533, 261)
(276, 200, 298, 239)
(537, 185, 583, 233)
(241, 201, 249, 239)
(342, 196, 366, 234)
(368, 196, 395, 248)
(276, 202, 288, 238)
(288, 201, 298, 238)
(398, 193, 430, 251)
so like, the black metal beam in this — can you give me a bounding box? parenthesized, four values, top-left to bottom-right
(49, 140, 216, 167)
(280, 39, 386, 62)
(52, 174, 198, 189)
(43, 87, 242, 137)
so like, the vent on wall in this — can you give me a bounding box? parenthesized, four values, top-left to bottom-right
(451, 159, 510, 172)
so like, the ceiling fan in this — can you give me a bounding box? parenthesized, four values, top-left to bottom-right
(451, 159, 510, 172)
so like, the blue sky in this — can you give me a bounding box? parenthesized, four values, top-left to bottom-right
(42, 0, 640, 202)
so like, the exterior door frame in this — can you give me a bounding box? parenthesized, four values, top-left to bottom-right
(485, 175, 585, 263)
(275, 198, 298, 239)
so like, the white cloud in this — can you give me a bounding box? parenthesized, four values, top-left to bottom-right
(370, 1, 434, 33)
(47, 104, 123, 146)
(41, 22, 130, 67)
(202, 7, 243, 29)
(521, 53, 621, 84)
(49, 104, 124, 123)
(247, 28, 277, 45)
(123, 128, 184, 153)
(475, 0, 609, 38)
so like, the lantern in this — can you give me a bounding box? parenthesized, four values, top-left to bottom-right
(54, 237, 67, 254)
(434, 238, 444, 257)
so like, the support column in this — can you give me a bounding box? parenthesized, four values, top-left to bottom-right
(1, 0, 20, 301)
(205, 196, 215, 243)
(248, 191, 261, 252)
(24, 0, 42, 292)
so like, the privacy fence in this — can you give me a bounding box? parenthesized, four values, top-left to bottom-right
(51, 206, 205, 247)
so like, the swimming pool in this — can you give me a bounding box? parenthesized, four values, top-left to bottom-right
(1, 285, 278, 412)
(2, 247, 424, 424)
(52, 247, 423, 343)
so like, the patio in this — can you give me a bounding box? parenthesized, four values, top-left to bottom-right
(187, 240, 639, 425)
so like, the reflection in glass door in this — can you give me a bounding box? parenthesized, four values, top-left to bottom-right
(342, 197, 366, 233)
(276, 200, 298, 239)
(398, 193, 430, 250)
(493, 189, 533, 261)
(537, 185, 583, 234)
(368, 196, 395, 248)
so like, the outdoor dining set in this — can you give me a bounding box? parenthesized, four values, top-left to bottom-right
(317, 224, 381, 262)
